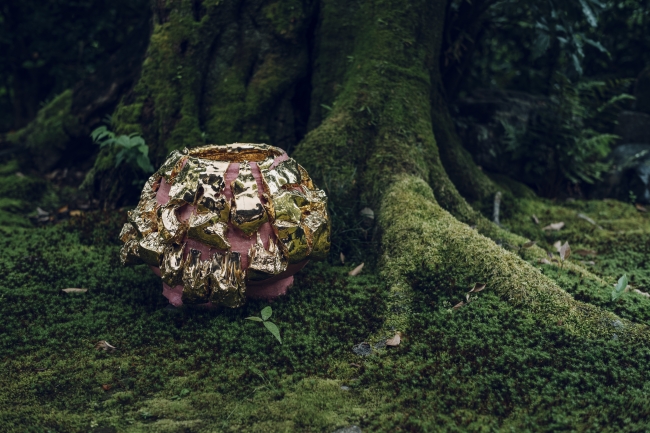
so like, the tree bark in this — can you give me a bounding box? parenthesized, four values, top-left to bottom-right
(88, 0, 650, 342)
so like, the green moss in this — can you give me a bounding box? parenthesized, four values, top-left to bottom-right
(3, 207, 650, 431)
(489, 172, 538, 199)
(0, 174, 47, 202)
(263, 0, 304, 36)
(379, 175, 649, 342)
(502, 197, 650, 253)
(7, 90, 81, 172)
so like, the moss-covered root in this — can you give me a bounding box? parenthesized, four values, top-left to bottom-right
(378, 174, 650, 342)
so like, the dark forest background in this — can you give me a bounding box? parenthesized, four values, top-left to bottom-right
(1, 0, 650, 204)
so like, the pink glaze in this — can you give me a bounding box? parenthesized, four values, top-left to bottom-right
(152, 151, 306, 307)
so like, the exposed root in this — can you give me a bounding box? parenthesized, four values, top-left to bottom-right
(377, 174, 649, 342)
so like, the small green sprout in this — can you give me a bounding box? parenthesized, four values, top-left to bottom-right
(246, 306, 282, 344)
(611, 274, 629, 302)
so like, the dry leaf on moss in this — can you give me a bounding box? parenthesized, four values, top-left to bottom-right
(386, 333, 401, 346)
(340, 252, 345, 264)
(543, 222, 565, 231)
(102, 384, 112, 391)
(539, 258, 552, 265)
(635, 203, 647, 212)
(348, 263, 364, 276)
(452, 301, 465, 310)
(69, 210, 83, 217)
(559, 242, 571, 261)
(532, 214, 539, 224)
(469, 283, 486, 293)
(575, 249, 597, 256)
(553, 241, 562, 252)
(95, 341, 116, 351)
(633, 289, 650, 298)
(522, 241, 536, 248)
(62, 288, 87, 293)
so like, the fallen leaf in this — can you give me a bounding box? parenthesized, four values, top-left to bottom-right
(559, 242, 571, 261)
(543, 222, 565, 231)
(579, 260, 596, 266)
(538, 258, 552, 265)
(635, 203, 647, 212)
(36, 207, 49, 217)
(574, 249, 597, 256)
(359, 207, 374, 219)
(385, 333, 401, 347)
(469, 283, 486, 293)
(553, 241, 562, 252)
(577, 213, 597, 225)
(69, 210, 83, 217)
(452, 301, 465, 310)
(557, 320, 563, 326)
(95, 340, 116, 351)
(61, 288, 87, 293)
(102, 384, 112, 391)
(349, 363, 361, 368)
(633, 289, 650, 298)
(57, 205, 69, 214)
(348, 263, 364, 276)
(532, 214, 539, 224)
(340, 252, 345, 264)
(522, 240, 536, 248)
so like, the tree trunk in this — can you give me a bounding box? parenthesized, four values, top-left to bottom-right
(91, 0, 649, 342)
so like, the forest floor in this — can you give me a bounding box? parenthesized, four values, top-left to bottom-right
(2, 160, 650, 432)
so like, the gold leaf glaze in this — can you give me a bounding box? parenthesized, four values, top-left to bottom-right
(247, 233, 287, 281)
(119, 222, 138, 243)
(274, 222, 310, 263)
(139, 174, 162, 203)
(138, 232, 166, 266)
(189, 143, 283, 163)
(261, 159, 302, 195)
(128, 198, 158, 237)
(160, 243, 185, 286)
(196, 160, 230, 214)
(270, 190, 311, 263)
(230, 162, 268, 236)
(157, 148, 189, 182)
(297, 163, 314, 190)
(301, 188, 330, 259)
(120, 239, 142, 266)
(158, 204, 187, 244)
(168, 157, 203, 204)
(187, 212, 230, 249)
(181, 249, 211, 304)
(208, 252, 246, 308)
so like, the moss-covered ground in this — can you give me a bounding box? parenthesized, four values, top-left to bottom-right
(2, 160, 650, 432)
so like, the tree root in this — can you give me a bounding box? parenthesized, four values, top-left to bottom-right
(376, 174, 649, 343)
